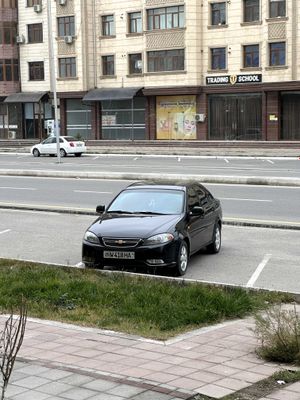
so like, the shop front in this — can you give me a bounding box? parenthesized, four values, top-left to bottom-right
(83, 87, 146, 140)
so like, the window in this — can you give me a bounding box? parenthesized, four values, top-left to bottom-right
(147, 6, 184, 30)
(128, 12, 142, 33)
(102, 55, 115, 75)
(211, 48, 226, 70)
(29, 61, 44, 80)
(269, 42, 285, 66)
(269, 0, 286, 18)
(102, 15, 114, 36)
(0, 0, 17, 7)
(59, 57, 76, 78)
(147, 49, 184, 72)
(28, 23, 43, 43)
(0, 59, 18, 81)
(244, 0, 259, 22)
(27, 0, 40, 6)
(57, 16, 75, 37)
(0, 23, 17, 45)
(243, 44, 259, 67)
(129, 53, 142, 74)
(211, 2, 226, 25)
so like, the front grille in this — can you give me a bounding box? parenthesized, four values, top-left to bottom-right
(102, 237, 141, 248)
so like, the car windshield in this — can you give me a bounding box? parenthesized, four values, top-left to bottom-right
(107, 189, 185, 215)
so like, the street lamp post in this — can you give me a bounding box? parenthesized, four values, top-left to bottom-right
(47, 0, 61, 163)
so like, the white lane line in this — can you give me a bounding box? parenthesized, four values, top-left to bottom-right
(0, 186, 36, 191)
(220, 197, 272, 202)
(73, 190, 113, 194)
(224, 159, 229, 163)
(178, 157, 181, 162)
(246, 254, 272, 288)
(267, 159, 274, 164)
(0, 229, 11, 235)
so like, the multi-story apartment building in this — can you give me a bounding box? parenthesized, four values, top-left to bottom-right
(3, 0, 300, 142)
(0, 0, 20, 139)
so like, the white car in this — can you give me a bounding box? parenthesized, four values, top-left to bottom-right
(31, 136, 86, 157)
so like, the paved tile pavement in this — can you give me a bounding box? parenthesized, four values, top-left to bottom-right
(1, 315, 300, 400)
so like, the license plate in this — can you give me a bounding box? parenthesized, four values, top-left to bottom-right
(103, 251, 135, 260)
(76, 143, 83, 147)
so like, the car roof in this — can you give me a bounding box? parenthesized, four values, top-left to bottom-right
(126, 180, 203, 191)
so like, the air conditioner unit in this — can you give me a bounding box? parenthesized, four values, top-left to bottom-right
(58, 0, 66, 5)
(16, 35, 25, 44)
(135, 60, 143, 70)
(33, 4, 42, 13)
(64, 35, 73, 44)
(8, 131, 16, 140)
(195, 113, 206, 122)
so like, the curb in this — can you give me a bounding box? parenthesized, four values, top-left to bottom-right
(1, 203, 300, 230)
(1, 168, 300, 187)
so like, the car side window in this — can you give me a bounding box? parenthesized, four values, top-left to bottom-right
(59, 138, 64, 143)
(51, 137, 56, 143)
(187, 186, 200, 211)
(43, 137, 53, 144)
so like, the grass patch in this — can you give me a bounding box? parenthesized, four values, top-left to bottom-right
(0, 259, 290, 340)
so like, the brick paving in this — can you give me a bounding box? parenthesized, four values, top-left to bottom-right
(1, 315, 300, 399)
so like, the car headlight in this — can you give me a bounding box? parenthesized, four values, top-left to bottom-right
(84, 231, 100, 244)
(144, 233, 174, 246)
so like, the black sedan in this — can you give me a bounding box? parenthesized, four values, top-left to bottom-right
(82, 181, 222, 276)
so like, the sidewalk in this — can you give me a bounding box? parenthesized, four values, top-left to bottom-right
(1, 315, 300, 400)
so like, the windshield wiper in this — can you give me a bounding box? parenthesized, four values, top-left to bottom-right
(107, 210, 134, 214)
(134, 211, 165, 215)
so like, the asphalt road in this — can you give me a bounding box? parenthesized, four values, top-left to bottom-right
(1, 175, 300, 227)
(0, 153, 300, 179)
(1, 209, 299, 294)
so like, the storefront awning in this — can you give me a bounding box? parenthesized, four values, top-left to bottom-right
(83, 87, 143, 102)
(4, 91, 49, 103)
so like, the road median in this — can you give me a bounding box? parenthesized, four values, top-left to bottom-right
(1, 168, 300, 187)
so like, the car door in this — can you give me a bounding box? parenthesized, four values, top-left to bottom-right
(39, 137, 54, 155)
(187, 184, 216, 253)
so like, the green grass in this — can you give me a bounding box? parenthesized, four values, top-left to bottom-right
(0, 259, 290, 340)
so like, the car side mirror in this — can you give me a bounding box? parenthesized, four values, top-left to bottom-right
(190, 206, 204, 217)
(96, 205, 105, 214)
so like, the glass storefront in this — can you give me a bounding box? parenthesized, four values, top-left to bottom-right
(0, 103, 22, 139)
(208, 94, 262, 140)
(66, 99, 92, 139)
(101, 97, 146, 140)
(156, 95, 196, 140)
(281, 93, 300, 140)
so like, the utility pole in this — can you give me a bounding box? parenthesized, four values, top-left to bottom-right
(47, 0, 61, 163)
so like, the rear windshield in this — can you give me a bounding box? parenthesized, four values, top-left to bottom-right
(64, 136, 80, 142)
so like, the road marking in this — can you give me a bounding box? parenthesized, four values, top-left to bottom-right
(267, 159, 274, 164)
(247, 254, 272, 287)
(220, 197, 272, 202)
(73, 190, 113, 194)
(0, 186, 36, 191)
(178, 157, 181, 162)
(0, 229, 11, 235)
(224, 159, 229, 163)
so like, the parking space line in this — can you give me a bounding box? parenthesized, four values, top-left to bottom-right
(246, 253, 272, 287)
(0, 229, 11, 235)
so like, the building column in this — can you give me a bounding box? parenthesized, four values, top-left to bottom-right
(148, 96, 156, 140)
(197, 93, 207, 140)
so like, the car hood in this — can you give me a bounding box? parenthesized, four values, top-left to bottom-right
(89, 213, 182, 238)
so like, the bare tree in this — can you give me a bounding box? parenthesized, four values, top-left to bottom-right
(0, 300, 27, 400)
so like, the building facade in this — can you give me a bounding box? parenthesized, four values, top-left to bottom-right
(4, 0, 300, 141)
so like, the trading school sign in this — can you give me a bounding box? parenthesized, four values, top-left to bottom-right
(206, 74, 262, 85)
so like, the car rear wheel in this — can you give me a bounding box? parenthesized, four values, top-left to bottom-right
(75, 153, 82, 157)
(32, 148, 40, 157)
(60, 149, 67, 157)
(175, 241, 189, 276)
(207, 224, 221, 254)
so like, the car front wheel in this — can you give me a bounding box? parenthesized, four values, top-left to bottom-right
(207, 224, 221, 254)
(175, 241, 189, 276)
(32, 148, 40, 157)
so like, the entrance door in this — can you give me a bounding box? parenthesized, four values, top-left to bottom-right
(281, 93, 300, 140)
(209, 94, 262, 140)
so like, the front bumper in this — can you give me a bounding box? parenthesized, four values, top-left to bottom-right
(82, 240, 179, 269)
